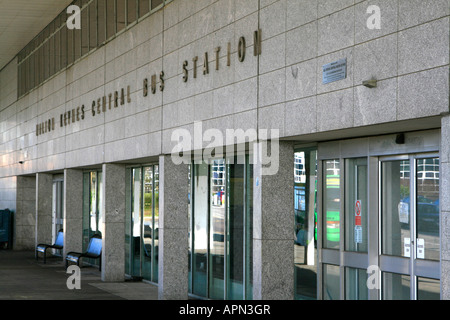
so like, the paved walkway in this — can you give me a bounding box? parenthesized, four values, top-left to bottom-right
(0, 250, 159, 300)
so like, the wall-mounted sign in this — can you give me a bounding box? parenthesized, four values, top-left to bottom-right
(322, 58, 347, 84)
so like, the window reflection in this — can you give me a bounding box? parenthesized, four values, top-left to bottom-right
(381, 160, 411, 257)
(294, 150, 318, 300)
(323, 160, 340, 249)
(125, 165, 159, 282)
(417, 277, 440, 300)
(189, 157, 253, 300)
(416, 158, 440, 261)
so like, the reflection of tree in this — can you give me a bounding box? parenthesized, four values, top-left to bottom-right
(400, 183, 410, 200)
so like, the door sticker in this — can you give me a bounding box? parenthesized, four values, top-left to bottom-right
(417, 238, 425, 259)
(398, 201, 409, 224)
(355, 200, 362, 244)
(404, 237, 411, 257)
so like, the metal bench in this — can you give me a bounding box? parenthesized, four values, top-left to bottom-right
(35, 230, 64, 264)
(65, 234, 102, 271)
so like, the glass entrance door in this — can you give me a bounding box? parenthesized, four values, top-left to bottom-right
(126, 165, 159, 282)
(189, 156, 253, 300)
(380, 155, 440, 300)
(52, 180, 64, 256)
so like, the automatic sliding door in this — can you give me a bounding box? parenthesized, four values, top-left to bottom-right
(190, 157, 253, 300)
(126, 166, 159, 282)
(192, 163, 209, 297)
(131, 168, 142, 277)
(380, 155, 440, 300)
(209, 159, 226, 299)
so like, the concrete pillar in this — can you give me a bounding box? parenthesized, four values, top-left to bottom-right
(253, 140, 294, 300)
(63, 169, 83, 257)
(440, 115, 450, 299)
(158, 155, 189, 300)
(36, 173, 53, 246)
(15, 176, 36, 250)
(101, 164, 126, 282)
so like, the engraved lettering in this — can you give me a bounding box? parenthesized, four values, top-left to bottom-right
(238, 36, 246, 62)
(193, 56, 198, 78)
(215, 47, 221, 70)
(203, 52, 209, 75)
(182, 61, 188, 82)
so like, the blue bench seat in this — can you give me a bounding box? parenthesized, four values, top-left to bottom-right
(35, 230, 64, 264)
(65, 234, 102, 271)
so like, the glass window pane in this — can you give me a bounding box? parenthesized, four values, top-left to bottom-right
(345, 158, 368, 252)
(417, 277, 440, 300)
(188, 164, 192, 292)
(323, 160, 340, 249)
(61, 27, 68, 67)
(81, 6, 89, 56)
(345, 268, 368, 300)
(116, 0, 126, 32)
(295, 150, 318, 300)
(382, 272, 410, 300)
(38, 44, 44, 84)
(82, 173, 91, 252)
(89, 0, 98, 50)
(153, 165, 159, 282)
(139, 0, 149, 17)
(34, 47, 40, 87)
(192, 163, 209, 297)
(245, 158, 253, 300)
(323, 264, 340, 300)
(29, 52, 35, 89)
(125, 169, 132, 275)
(226, 157, 244, 300)
(142, 167, 153, 281)
(209, 159, 226, 299)
(18, 63, 22, 96)
(97, 171, 103, 235)
(151, 0, 163, 10)
(381, 160, 411, 257)
(55, 28, 60, 73)
(106, 0, 115, 39)
(49, 35, 55, 77)
(98, 0, 106, 44)
(43, 40, 49, 80)
(72, 24, 80, 62)
(24, 58, 29, 93)
(127, 0, 137, 25)
(416, 158, 440, 261)
(90, 172, 98, 235)
(131, 168, 142, 276)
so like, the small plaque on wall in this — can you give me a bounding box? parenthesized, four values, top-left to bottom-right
(322, 59, 347, 84)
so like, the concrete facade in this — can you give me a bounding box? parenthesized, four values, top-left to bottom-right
(0, 0, 448, 300)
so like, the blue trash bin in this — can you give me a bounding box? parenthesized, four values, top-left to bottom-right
(0, 209, 12, 249)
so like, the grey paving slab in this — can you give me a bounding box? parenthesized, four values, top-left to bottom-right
(0, 250, 158, 300)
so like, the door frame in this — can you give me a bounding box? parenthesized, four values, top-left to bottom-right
(316, 129, 441, 300)
(378, 152, 440, 300)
